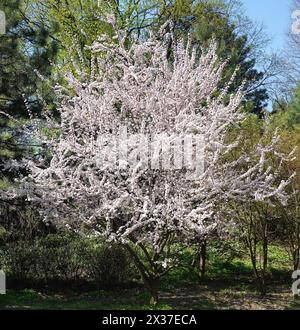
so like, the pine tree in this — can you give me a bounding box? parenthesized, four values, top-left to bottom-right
(0, 0, 58, 183)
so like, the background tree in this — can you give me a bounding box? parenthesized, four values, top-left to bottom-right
(29, 0, 166, 74)
(222, 115, 294, 296)
(286, 85, 300, 127)
(273, 0, 300, 103)
(269, 114, 300, 271)
(285, 0, 300, 92)
(0, 0, 59, 259)
(154, 0, 270, 116)
(0, 0, 58, 184)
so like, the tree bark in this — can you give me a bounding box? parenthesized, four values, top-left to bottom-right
(260, 227, 268, 297)
(124, 243, 160, 305)
(147, 278, 159, 306)
(198, 240, 207, 280)
(292, 248, 300, 271)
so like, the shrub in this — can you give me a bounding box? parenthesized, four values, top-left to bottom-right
(2, 233, 136, 287)
(85, 240, 135, 287)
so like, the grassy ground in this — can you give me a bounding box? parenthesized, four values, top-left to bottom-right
(1, 245, 299, 310)
(1, 280, 299, 310)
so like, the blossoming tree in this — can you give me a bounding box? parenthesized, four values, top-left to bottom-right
(9, 21, 292, 304)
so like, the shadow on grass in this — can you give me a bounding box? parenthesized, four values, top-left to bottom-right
(1, 276, 299, 310)
(1, 245, 297, 310)
(0, 288, 172, 310)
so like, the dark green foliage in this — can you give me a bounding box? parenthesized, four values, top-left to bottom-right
(0, 0, 59, 186)
(1, 233, 137, 287)
(0, 0, 58, 115)
(86, 239, 136, 287)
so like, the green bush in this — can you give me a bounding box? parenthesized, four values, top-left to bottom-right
(85, 240, 135, 287)
(2, 242, 38, 280)
(2, 233, 137, 287)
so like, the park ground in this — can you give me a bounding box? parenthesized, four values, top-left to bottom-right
(0, 246, 299, 310)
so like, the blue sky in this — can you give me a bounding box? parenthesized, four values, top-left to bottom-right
(241, 0, 291, 52)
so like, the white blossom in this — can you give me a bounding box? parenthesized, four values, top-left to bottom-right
(4, 27, 292, 251)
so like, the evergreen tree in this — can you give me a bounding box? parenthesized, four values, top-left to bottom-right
(156, 0, 268, 116)
(0, 0, 58, 184)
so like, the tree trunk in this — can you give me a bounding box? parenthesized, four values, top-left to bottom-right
(149, 280, 159, 305)
(258, 277, 267, 297)
(292, 248, 300, 271)
(124, 244, 160, 305)
(260, 232, 268, 297)
(248, 241, 267, 296)
(144, 277, 160, 305)
(198, 240, 207, 281)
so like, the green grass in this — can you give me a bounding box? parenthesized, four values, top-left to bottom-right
(0, 289, 172, 310)
(0, 244, 298, 310)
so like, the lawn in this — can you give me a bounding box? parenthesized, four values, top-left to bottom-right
(1, 280, 299, 310)
(1, 245, 299, 310)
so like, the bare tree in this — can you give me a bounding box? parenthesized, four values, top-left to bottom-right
(274, 0, 300, 102)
